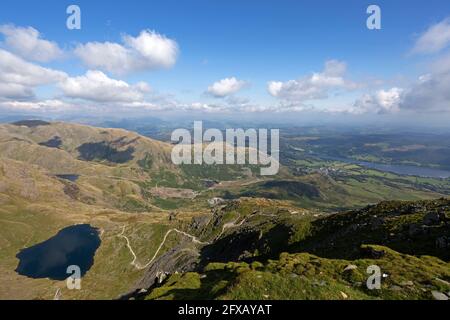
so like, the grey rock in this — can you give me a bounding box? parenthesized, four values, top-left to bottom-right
(208, 197, 225, 207)
(343, 264, 358, 272)
(156, 271, 169, 284)
(400, 280, 414, 287)
(435, 278, 450, 286)
(390, 285, 403, 291)
(190, 215, 211, 230)
(118, 243, 199, 300)
(431, 291, 449, 300)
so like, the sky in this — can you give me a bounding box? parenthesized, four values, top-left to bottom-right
(0, 0, 450, 125)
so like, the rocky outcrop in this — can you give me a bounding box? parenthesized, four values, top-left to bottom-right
(118, 243, 200, 300)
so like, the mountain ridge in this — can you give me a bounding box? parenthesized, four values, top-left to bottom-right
(0, 120, 449, 300)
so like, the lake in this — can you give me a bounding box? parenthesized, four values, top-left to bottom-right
(317, 155, 450, 179)
(15, 224, 101, 280)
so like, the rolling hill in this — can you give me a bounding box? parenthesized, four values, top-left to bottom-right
(0, 120, 449, 300)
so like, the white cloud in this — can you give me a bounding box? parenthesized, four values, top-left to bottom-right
(74, 42, 130, 75)
(207, 77, 247, 97)
(0, 49, 67, 99)
(267, 60, 357, 101)
(119, 101, 163, 110)
(352, 88, 404, 114)
(348, 50, 450, 114)
(188, 102, 226, 112)
(123, 30, 178, 68)
(0, 25, 63, 62)
(242, 102, 313, 113)
(74, 30, 178, 75)
(370, 53, 450, 113)
(267, 81, 283, 97)
(429, 51, 450, 74)
(400, 71, 450, 112)
(60, 70, 151, 103)
(412, 18, 450, 54)
(0, 49, 66, 86)
(0, 83, 34, 99)
(0, 99, 73, 111)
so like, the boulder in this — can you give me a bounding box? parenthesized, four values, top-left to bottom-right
(208, 197, 225, 207)
(156, 271, 169, 284)
(400, 280, 414, 287)
(431, 291, 449, 300)
(390, 285, 403, 291)
(343, 264, 358, 272)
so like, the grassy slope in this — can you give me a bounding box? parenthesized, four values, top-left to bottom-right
(146, 245, 450, 300)
(145, 198, 450, 300)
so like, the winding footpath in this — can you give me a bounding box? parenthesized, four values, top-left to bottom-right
(119, 211, 277, 270)
(119, 226, 209, 270)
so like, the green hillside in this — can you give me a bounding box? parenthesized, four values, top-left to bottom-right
(0, 121, 449, 300)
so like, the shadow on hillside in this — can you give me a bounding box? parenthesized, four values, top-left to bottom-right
(198, 223, 293, 267)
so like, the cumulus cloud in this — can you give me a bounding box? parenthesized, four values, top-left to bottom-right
(412, 18, 450, 54)
(352, 88, 404, 114)
(267, 60, 357, 101)
(400, 72, 450, 112)
(366, 53, 450, 113)
(0, 49, 66, 86)
(74, 30, 178, 75)
(0, 83, 34, 100)
(0, 49, 67, 99)
(59, 70, 151, 103)
(0, 25, 63, 62)
(123, 31, 178, 68)
(349, 54, 450, 114)
(207, 77, 247, 97)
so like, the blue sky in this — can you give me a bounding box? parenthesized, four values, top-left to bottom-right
(0, 0, 450, 123)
